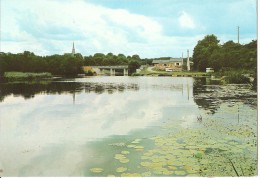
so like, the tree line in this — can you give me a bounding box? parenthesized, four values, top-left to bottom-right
(193, 34, 257, 72)
(0, 52, 153, 76)
(0, 51, 84, 76)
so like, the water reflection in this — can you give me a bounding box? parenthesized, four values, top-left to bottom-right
(0, 76, 257, 176)
(193, 78, 257, 114)
(0, 81, 140, 102)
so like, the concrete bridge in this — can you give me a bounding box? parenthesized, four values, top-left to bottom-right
(92, 65, 129, 76)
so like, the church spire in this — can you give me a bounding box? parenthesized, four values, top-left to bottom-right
(72, 41, 75, 55)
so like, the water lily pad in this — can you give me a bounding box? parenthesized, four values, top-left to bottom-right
(141, 171, 152, 176)
(153, 167, 169, 175)
(173, 161, 184, 166)
(119, 158, 130, 163)
(163, 170, 174, 175)
(194, 152, 203, 159)
(140, 162, 150, 167)
(140, 161, 164, 168)
(90, 168, 104, 173)
(121, 173, 141, 177)
(107, 174, 115, 177)
(187, 173, 200, 176)
(121, 151, 130, 155)
(116, 167, 127, 173)
(114, 154, 126, 160)
(127, 144, 136, 148)
(134, 146, 144, 149)
(168, 166, 177, 170)
(175, 170, 186, 176)
(131, 139, 142, 144)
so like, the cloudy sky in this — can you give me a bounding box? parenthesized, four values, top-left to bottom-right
(1, 0, 257, 58)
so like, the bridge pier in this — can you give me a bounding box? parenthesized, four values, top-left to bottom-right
(110, 68, 115, 76)
(123, 68, 128, 76)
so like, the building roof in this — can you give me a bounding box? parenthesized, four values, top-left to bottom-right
(152, 58, 183, 64)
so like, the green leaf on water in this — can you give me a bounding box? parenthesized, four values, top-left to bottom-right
(119, 158, 130, 163)
(90, 168, 104, 173)
(134, 145, 144, 149)
(141, 171, 152, 176)
(121, 173, 141, 177)
(168, 166, 177, 170)
(107, 174, 115, 177)
(114, 154, 126, 160)
(121, 151, 130, 155)
(194, 152, 203, 159)
(175, 170, 186, 176)
(116, 167, 127, 173)
(127, 144, 136, 148)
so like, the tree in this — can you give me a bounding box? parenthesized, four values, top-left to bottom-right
(193, 34, 220, 71)
(128, 60, 141, 75)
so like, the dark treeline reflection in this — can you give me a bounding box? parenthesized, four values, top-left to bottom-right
(0, 81, 139, 102)
(193, 78, 257, 114)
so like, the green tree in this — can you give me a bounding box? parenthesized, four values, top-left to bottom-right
(193, 34, 220, 71)
(128, 60, 141, 75)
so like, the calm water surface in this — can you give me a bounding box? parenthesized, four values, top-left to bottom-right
(0, 77, 257, 176)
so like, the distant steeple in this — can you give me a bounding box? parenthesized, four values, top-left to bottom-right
(72, 41, 75, 55)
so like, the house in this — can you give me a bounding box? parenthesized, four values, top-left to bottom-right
(152, 58, 183, 71)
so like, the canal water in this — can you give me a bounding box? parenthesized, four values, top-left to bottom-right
(0, 77, 257, 176)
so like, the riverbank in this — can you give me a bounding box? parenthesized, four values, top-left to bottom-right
(2, 72, 52, 81)
(134, 67, 256, 87)
(134, 67, 208, 77)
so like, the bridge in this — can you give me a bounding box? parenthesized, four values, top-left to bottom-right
(92, 65, 129, 76)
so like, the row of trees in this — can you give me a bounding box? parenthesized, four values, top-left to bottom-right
(0, 51, 84, 76)
(84, 53, 147, 74)
(193, 35, 257, 72)
(0, 51, 150, 76)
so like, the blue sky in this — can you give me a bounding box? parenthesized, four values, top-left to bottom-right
(1, 0, 257, 58)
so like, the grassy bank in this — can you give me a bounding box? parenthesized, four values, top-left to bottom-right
(134, 68, 207, 77)
(3, 72, 52, 81)
(135, 67, 255, 86)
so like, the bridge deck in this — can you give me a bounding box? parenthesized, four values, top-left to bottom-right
(94, 65, 128, 69)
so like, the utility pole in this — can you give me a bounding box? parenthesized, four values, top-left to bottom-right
(237, 26, 240, 44)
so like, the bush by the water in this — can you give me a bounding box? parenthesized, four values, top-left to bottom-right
(4, 72, 52, 81)
(131, 73, 144, 76)
(223, 71, 250, 84)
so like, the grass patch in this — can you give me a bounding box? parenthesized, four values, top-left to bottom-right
(4, 72, 52, 81)
(138, 67, 207, 76)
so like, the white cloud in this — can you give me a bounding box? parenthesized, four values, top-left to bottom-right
(178, 11, 196, 29)
(0, 0, 201, 57)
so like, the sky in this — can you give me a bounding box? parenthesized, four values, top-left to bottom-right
(0, 0, 257, 58)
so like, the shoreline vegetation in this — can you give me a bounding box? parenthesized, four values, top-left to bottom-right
(1, 70, 255, 90)
(2, 72, 52, 82)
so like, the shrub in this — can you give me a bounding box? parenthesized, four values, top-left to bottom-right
(224, 71, 250, 84)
